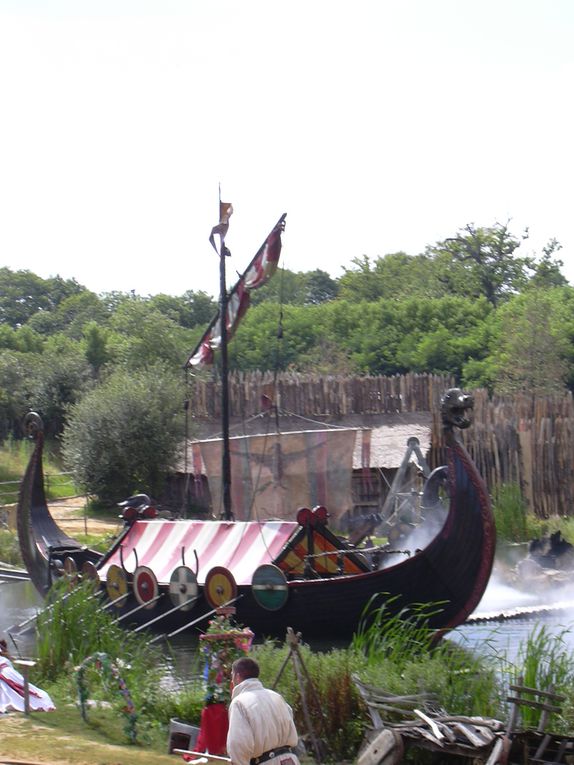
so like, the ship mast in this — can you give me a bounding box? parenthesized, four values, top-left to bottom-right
(219, 223, 233, 521)
(185, 207, 286, 522)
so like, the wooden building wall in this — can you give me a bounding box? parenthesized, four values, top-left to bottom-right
(187, 372, 574, 518)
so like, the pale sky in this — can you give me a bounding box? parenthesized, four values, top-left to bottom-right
(1, 0, 574, 298)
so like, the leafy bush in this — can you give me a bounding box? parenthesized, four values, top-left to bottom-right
(62, 364, 185, 502)
(492, 484, 530, 542)
(254, 639, 369, 761)
(0, 529, 22, 566)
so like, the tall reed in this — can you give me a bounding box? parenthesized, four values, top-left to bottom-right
(508, 623, 574, 733)
(351, 596, 504, 719)
(34, 579, 167, 724)
(254, 639, 369, 761)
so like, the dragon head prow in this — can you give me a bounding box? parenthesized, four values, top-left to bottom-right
(441, 388, 474, 430)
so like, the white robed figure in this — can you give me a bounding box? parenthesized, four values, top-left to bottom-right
(0, 639, 55, 714)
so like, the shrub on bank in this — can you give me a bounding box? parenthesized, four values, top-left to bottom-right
(0, 528, 22, 566)
(254, 639, 369, 761)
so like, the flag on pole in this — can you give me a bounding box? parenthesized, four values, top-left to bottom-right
(185, 214, 286, 367)
(209, 202, 233, 254)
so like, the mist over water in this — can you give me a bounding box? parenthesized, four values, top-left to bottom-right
(453, 565, 574, 664)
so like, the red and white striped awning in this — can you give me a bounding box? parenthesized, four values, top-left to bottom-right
(98, 520, 298, 586)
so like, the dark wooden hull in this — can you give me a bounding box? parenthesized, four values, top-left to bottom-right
(17, 427, 495, 641)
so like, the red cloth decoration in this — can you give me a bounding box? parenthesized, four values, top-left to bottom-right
(194, 702, 229, 756)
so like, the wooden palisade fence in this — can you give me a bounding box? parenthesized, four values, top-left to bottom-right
(187, 372, 574, 518)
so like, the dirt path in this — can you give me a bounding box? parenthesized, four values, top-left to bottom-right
(47, 498, 121, 536)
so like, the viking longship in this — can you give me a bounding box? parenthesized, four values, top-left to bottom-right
(16, 212, 496, 640)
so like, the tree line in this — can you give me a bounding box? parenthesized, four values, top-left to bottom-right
(1, 221, 571, 501)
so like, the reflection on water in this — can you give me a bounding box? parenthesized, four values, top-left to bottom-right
(0, 579, 43, 657)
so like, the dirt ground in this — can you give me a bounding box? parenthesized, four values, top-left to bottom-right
(3, 497, 121, 539)
(46, 498, 122, 537)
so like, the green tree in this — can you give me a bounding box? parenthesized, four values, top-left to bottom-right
(0, 350, 33, 438)
(0, 268, 86, 327)
(229, 303, 321, 371)
(492, 289, 569, 394)
(430, 222, 532, 306)
(28, 336, 94, 437)
(62, 365, 185, 501)
(106, 299, 193, 370)
(302, 269, 339, 304)
(249, 268, 306, 306)
(26, 290, 109, 338)
(529, 239, 568, 289)
(82, 321, 110, 375)
(0, 324, 43, 353)
(149, 290, 218, 328)
(338, 252, 442, 302)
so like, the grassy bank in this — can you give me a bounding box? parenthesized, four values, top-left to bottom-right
(0, 696, 179, 765)
(2, 586, 574, 764)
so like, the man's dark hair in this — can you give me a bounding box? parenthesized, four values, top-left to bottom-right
(232, 657, 260, 680)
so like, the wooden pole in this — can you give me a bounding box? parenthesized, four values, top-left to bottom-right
(14, 659, 36, 716)
(219, 196, 233, 521)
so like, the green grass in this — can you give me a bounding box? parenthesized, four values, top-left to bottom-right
(492, 482, 574, 547)
(0, 437, 79, 502)
(0, 528, 23, 566)
(253, 639, 369, 760)
(505, 623, 574, 733)
(0, 687, 179, 765)
(351, 596, 505, 720)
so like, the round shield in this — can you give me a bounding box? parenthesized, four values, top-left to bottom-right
(251, 564, 289, 611)
(133, 565, 159, 609)
(204, 566, 237, 609)
(106, 564, 128, 607)
(63, 556, 77, 575)
(63, 556, 78, 587)
(169, 565, 198, 611)
(81, 560, 99, 584)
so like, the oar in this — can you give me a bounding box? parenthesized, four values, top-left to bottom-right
(173, 750, 231, 762)
(133, 595, 201, 633)
(114, 593, 164, 623)
(101, 592, 129, 610)
(14, 587, 102, 630)
(8, 632, 23, 658)
(148, 595, 243, 645)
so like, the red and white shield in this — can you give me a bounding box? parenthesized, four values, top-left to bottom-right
(133, 566, 159, 609)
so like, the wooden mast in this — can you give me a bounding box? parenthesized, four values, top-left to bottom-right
(218, 190, 233, 521)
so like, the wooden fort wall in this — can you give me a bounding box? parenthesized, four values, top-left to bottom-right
(187, 372, 574, 518)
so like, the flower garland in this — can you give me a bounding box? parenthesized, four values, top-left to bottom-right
(76, 652, 138, 744)
(200, 614, 254, 705)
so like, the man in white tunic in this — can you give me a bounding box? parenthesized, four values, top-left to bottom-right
(227, 657, 300, 765)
